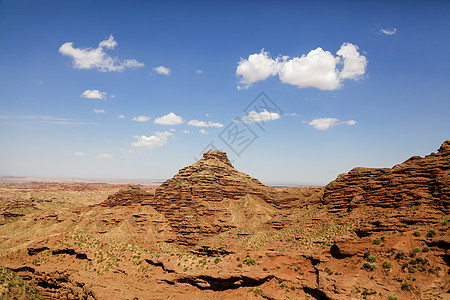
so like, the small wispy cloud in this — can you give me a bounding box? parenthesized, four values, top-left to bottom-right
(0, 114, 99, 127)
(153, 66, 171, 76)
(380, 28, 397, 35)
(132, 115, 151, 122)
(74, 152, 85, 156)
(195, 69, 203, 74)
(93, 109, 106, 114)
(131, 131, 173, 149)
(97, 153, 112, 159)
(154, 112, 183, 125)
(242, 110, 281, 123)
(117, 115, 125, 119)
(308, 117, 356, 130)
(199, 129, 208, 135)
(187, 120, 223, 128)
(80, 89, 107, 99)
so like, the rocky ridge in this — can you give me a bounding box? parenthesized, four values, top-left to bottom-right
(323, 140, 450, 213)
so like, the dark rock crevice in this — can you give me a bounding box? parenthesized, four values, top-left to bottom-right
(171, 275, 274, 291)
(144, 259, 175, 273)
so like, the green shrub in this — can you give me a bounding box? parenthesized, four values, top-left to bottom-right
(263, 267, 268, 271)
(238, 263, 243, 268)
(361, 262, 376, 271)
(276, 265, 281, 269)
(361, 289, 376, 296)
(252, 288, 262, 295)
(280, 282, 287, 288)
(401, 281, 410, 291)
(395, 252, 405, 260)
(243, 257, 256, 266)
(214, 258, 221, 264)
(367, 255, 377, 263)
(373, 239, 381, 245)
(383, 261, 392, 269)
(426, 229, 436, 238)
(236, 257, 240, 261)
(413, 231, 420, 237)
(412, 247, 420, 254)
(408, 266, 416, 273)
(389, 296, 399, 300)
(422, 246, 429, 252)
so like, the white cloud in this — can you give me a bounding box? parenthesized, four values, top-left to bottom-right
(131, 131, 173, 149)
(187, 120, 223, 128)
(80, 89, 107, 99)
(285, 112, 298, 116)
(74, 152, 85, 156)
(236, 43, 367, 90)
(182, 130, 191, 134)
(153, 66, 170, 75)
(242, 109, 281, 123)
(236, 49, 279, 89)
(59, 34, 144, 72)
(154, 112, 183, 125)
(169, 128, 176, 132)
(336, 43, 367, 80)
(97, 153, 112, 159)
(195, 69, 203, 74)
(343, 120, 356, 125)
(93, 109, 105, 114)
(308, 118, 356, 130)
(380, 28, 397, 35)
(199, 129, 208, 135)
(132, 115, 151, 122)
(118, 115, 125, 119)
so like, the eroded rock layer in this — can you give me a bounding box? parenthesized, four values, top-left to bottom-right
(323, 140, 450, 212)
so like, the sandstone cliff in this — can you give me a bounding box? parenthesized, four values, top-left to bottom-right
(322, 140, 450, 213)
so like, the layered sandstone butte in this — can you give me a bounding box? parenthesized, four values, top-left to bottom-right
(99, 185, 154, 207)
(153, 150, 279, 245)
(323, 140, 450, 212)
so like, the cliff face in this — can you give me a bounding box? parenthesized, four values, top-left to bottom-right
(322, 140, 450, 212)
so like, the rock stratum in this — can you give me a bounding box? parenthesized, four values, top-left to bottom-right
(323, 140, 449, 213)
(0, 141, 449, 300)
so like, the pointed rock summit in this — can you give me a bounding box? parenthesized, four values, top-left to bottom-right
(153, 150, 278, 245)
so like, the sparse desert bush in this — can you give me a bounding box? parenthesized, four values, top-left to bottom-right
(426, 229, 436, 238)
(389, 296, 399, 300)
(367, 255, 377, 263)
(408, 266, 416, 273)
(243, 257, 256, 266)
(422, 246, 429, 252)
(383, 261, 392, 269)
(395, 252, 405, 260)
(263, 267, 268, 271)
(252, 288, 262, 295)
(361, 262, 376, 271)
(401, 281, 410, 291)
(373, 239, 381, 245)
(237, 263, 242, 268)
(214, 258, 220, 264)
(413, 231, 420, 237)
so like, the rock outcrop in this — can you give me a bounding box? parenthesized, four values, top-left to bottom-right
(153, 150, 280, 245)
(322, 140, 450, 213)
(99, 185, 154, 207)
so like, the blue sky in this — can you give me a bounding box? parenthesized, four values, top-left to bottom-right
(0, 0, 449, 185)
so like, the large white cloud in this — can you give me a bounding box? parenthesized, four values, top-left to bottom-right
(153, 66, 171, 75)
(80, 89, 107, 99)
(242, 109, 281, 123)
(187, 120, 223, 128)
(59, 34, 144, 72)
(236, 50, 279, 89)
(236, 43, 367, 90)
(131, 131, 173, 149)
(308, 118, 356, 130)
(132, 115, 151, 122)
(154, 112, 184, 125)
